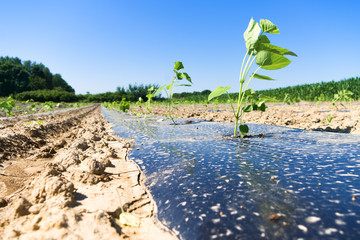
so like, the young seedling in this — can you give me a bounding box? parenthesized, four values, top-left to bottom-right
(0, 96, 16, 116)
(145, 87, 154, 114)
(209, 18, 297, 137)
(325, 115, 333, 123)
(332, 89, 353, 109)
(153, 61, 192, 124)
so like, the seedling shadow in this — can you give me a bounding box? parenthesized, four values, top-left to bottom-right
(312, 126, 352, 133)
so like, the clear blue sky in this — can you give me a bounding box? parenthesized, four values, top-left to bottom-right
(0, 0, 359, 94)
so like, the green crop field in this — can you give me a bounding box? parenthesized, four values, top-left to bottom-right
(171, 77, 360, 104)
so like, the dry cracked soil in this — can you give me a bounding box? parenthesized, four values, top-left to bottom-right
(0, 104, 177, 240)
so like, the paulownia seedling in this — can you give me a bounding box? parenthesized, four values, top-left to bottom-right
(153, 61, 192, 125)
(209, 18, 297, 137)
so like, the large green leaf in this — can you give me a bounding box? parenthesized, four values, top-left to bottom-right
(243, 18, 261, 50)
(261, 43, 297, 56)
(208, 86, 231, 101)
(174, 61, 184, 71)
(255, 50, 272, 66)
(260, 19, 279, 34)
(258, 35, 270, 44)
(153, 85, 166, 97)
(253, 35, 271, 54)
(256, 50, 291, 70)
(252, 73, 275, 80)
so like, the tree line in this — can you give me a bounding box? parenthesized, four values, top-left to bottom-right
(0, 56, 74, 97)
(14, 83, 161, 103)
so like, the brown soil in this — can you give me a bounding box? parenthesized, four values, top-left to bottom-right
(131, 101, 360, 134)
(0, 104, 177, 240)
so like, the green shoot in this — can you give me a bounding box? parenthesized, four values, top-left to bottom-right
(153, 61, 192, 124)
(102, 98, 130, 112)
(326, 115, 333, 123)
(0, 96, 16, 116)
(332, 89, 353, 109)
(208, 18, 297, 137)
(145, 87, 155, 114)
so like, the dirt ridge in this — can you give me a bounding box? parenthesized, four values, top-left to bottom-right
(0, 105, 177, 240)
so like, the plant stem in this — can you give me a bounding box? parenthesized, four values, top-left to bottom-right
(239, 66, 261, 105)
(234, 50, 253, 136)
(234, 81, 244, 136)
(241, 51, 254, 83)
(168, 76, 176, 125)
(238, 51, 248, 83)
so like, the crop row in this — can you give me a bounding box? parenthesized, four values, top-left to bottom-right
(0, 96, 89, 117)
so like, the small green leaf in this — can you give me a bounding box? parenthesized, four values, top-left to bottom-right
(175, 84, 192, 87)
(258, 102, 267, 111)
(174, 61, 184, 71)
(256, 50, 291, 70)
(153, 85, 166, 97)
(119, 212, 140, 227)
(243, 18, 261, 50)
(244, 89, 256, 96)
(181, 72, 192, 83)
(175, 71, 183, 79)
(260, 19, 279, 34)
(208, 86, 231, 101)
(239, 124, 249, 136)
(166, 82, 174, 90)
(259, 94, 277, 102)
(242, 105, 252, 112)
(252, 103, 258, 111)
(252, 73, 275, 80)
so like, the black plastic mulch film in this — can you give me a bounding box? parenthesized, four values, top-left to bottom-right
(102, 107, 360, 240)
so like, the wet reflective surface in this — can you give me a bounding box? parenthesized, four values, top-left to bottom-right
(102, 108, 360, 240)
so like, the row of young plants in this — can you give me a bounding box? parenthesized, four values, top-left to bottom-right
(0, 96, 89, 117)
(103, 13, 358, 138)
(131, 19, 357, 137)
(102, 18, 297, 137)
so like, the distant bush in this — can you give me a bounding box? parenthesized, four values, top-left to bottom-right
(0, 56, 75, 97)
(15, 90, 77, 102)
(77, 83, 161, 103)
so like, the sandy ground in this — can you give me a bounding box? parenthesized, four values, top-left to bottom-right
(131, 101, 360, 135)
(0, 105, 177, 240)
